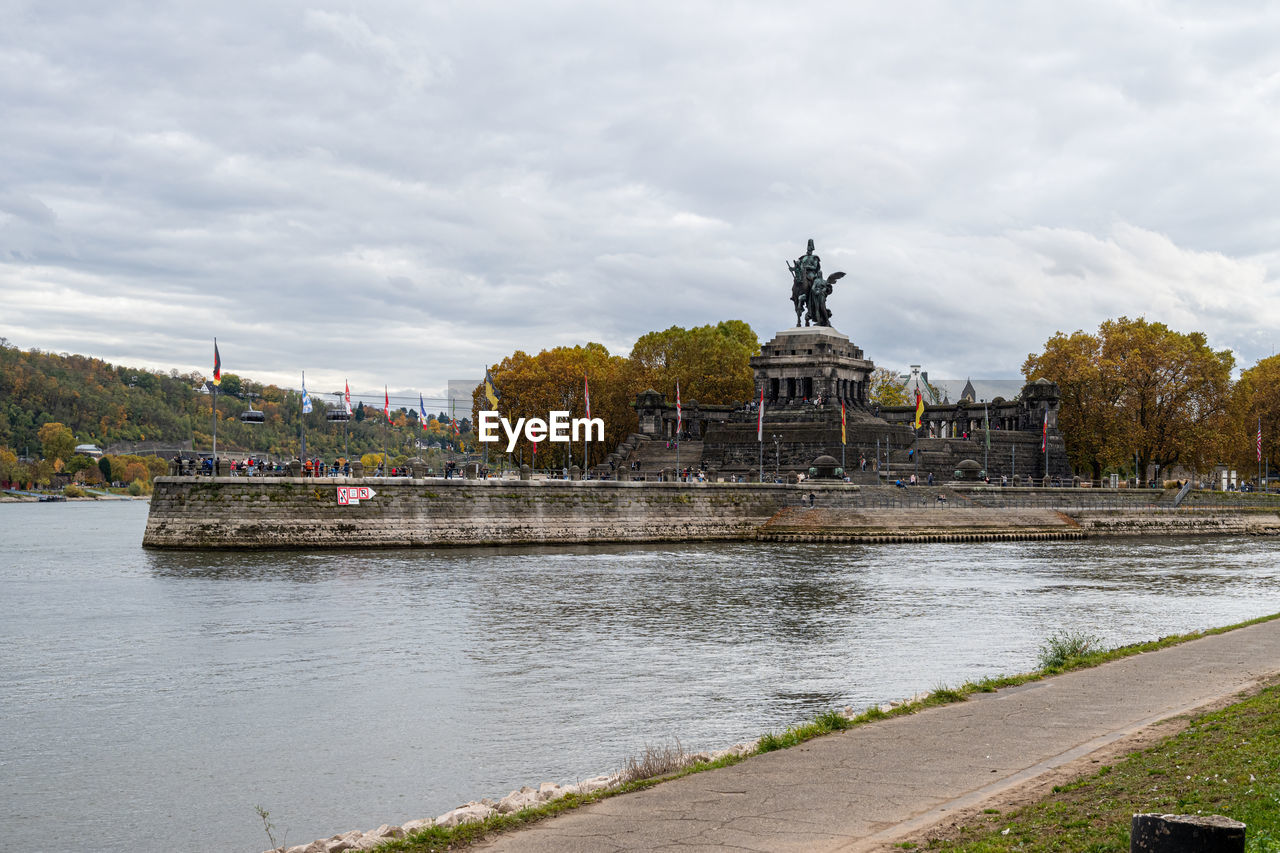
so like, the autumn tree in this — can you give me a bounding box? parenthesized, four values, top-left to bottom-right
(1228, 354, 1280, 478)
(37, 422, 75, 464)
(0, 447, 17, 484)
(1022, 331, 1126, 479)
(868, 367, 908, 407)
(628, 321, 759, 405)
(1024, 317, 1232, 480)
(474, 342, 637, 470)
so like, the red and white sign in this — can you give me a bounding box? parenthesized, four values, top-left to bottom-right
(336, 486, 377, 506)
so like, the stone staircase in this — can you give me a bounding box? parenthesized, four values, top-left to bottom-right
(624, 438, 704, 476)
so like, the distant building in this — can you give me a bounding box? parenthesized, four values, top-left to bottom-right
(897, 366, 1023, 404)
(74, 444, 104, 458)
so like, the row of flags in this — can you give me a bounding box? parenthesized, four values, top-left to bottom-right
(212, 341, 460, 435)
(218, 345, 1274, 463)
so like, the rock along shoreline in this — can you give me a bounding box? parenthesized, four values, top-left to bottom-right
(265, 695, 929, 853)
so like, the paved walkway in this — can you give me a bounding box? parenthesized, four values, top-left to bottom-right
(475, 618, 1280, 852)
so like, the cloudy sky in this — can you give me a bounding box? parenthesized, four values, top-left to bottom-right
(3, 1, 1279, 402)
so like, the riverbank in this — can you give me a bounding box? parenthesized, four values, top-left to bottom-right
(900, 680, 1280, 851)
(464, 613, 1280, 852)
(144, 475, 1280, 549)
(270, 613, 1280, 853)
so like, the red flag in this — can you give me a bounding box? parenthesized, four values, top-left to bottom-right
(384, 386, 390, 420)
(1258, 419, 1263, 463)
(344, 380, 352, 415)
(1041, 408, 1048, 452)
(913, 389, 924, 430)
(757, 387, 764, 441)
(841, 399, 847, 445)
(212, 339, 222, 386)
(676, 381, 682, 436)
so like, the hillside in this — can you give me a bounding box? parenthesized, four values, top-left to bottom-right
(0, 340, 471, 463)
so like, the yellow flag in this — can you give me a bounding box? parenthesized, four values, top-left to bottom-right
(484, 369, 500, 408)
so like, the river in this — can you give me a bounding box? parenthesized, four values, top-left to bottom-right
(2, 500, 1278, 852)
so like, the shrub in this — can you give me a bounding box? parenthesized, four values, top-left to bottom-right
(1037, 630, 1104, 670)
(63, 484, 85, 498)
(126, 478, 151, 496)
(620, 739, 689, 783)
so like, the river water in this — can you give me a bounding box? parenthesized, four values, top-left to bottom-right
(2, 500, 1279, 852)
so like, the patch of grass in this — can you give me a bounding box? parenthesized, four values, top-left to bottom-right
(620, 739, 689, 783)
(925, 684, 968, 706)
(1037, 630, 1104, 671)
(918, 681, 1280, 852)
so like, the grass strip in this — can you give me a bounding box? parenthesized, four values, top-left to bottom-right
(908, 680, 1280, 852)
(370, 610, 1280, 853)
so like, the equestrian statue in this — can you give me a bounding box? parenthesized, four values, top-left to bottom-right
(787, 238, 845, 327)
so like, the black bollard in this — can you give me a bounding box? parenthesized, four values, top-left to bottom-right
(1131, 813, 1244, 853)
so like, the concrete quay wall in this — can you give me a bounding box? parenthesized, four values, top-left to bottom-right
(143, 478, 1280, 549)
(142, 476, 870, 549)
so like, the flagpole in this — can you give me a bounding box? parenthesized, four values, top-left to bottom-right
(675, 382, 680, 481)
(1259, 416, 1263, 490)
(211, 338, 219, 471)
(1043, 403, 1049, 482)
(300, 370, 307, 466)
(756, 387, 764, 483)
(983, 403, 989, 477)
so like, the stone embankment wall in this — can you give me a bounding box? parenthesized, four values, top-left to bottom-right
(143, 478, 1280, 549)
(143, 476, 868, 549)
(757, 507, 1085, 543)
(1069, 509, 1280, 537)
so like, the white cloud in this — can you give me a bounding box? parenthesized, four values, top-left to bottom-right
(3, 1, 1280, 394)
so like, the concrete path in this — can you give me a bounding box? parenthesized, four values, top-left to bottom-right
(474, 618, 1280, 853)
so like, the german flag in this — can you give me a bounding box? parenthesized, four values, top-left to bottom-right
(213, 339, 222, 386)
(841, 399, 847, 445)
(914, 389, 924, 430)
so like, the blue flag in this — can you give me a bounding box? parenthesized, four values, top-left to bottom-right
(301, 372, 312, 414)
(419, 394, 428, 429)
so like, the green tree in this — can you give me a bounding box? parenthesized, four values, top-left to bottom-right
(37, 422, 75, 464)
(98, 456, 112, 483)
(218, 373, 243, 398)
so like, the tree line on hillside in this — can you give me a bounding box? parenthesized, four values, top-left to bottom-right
(0, 339, 474, 481)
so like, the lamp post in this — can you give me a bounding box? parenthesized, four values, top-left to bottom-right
(772, 433, 782, 482)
